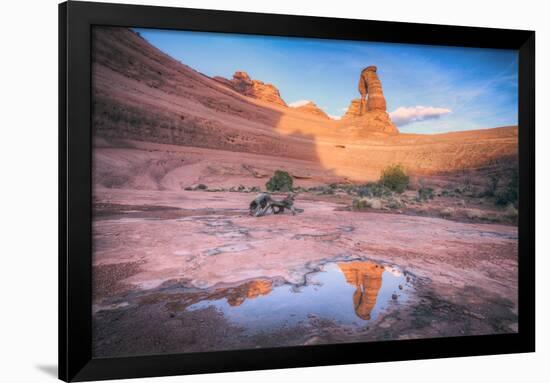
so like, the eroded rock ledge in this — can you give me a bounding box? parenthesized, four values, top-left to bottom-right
(214, 71, 287, 106)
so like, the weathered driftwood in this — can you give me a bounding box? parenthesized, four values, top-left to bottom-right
(249, 193, 303, 217)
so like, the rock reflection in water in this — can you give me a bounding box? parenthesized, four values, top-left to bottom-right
(225, 280, 273, 306)
(183, 261, 409, 332)
(338, 261, 384, 320)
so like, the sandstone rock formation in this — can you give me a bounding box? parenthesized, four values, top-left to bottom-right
(214, 71, 287, 106)
(291, 101, 330, 119)
(338, 261, 384, 320)
(359, 65, 387, 112)
(341, 66, 398, 135)
(342, 99, 363, 119)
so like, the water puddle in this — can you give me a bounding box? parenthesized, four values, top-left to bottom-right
(185, 261, 412, 332)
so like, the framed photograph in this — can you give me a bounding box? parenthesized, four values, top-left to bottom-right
(59, 1, 535, 381)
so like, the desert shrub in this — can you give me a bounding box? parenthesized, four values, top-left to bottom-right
(311, 185, 334, 194)
(230, 185, 260, 193)
(504, 203, 518, 219)
(454, 186, 465, 195)
(495, 189, 518, 207)
(417, 187, 434, 201)
(386, 196, 404, 209)
(441, 189, 457, 197)
(352, 198, 368, 210)
(465, 208, 485, 220)
(495, 188, 516, 206)
(484, 175, 500, 197)
(266, 170, 294, 192)
(352, 197, 383, 210)
(440, 207, 455, 218)
(379, 164, 409, 193)
(368, 199, 383, 209)
(356, 182, 392, 198)
(495, 169, 518, 206)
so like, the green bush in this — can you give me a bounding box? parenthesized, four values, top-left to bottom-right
(417, 187, 434, 201)
(495, 189, 517, 206)
(483, 175, 500, 197)
(266, 170, 294, 192)
(386, 196, 405, 209)
(308, 185, 333, 194)
(352, 198, 368, 210)
(504, 203, 518, 220)
(379, 164, 409, 193)
(495, 169, 518, 206)
(357, 182, 392, 198)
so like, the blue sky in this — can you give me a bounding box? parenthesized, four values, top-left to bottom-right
(135, 28, 518, 134)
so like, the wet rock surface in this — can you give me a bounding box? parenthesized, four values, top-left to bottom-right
(92, 189, 518, 357)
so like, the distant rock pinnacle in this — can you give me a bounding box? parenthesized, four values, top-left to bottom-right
(358, 65, 387, 112)
(342, 66, 398, 135)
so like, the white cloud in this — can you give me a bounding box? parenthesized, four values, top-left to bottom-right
(389, 106, 452, 126)
(328, 115, 342, 120)
(288, 99, 312, 108)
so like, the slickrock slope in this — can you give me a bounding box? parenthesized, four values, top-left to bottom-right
(92, 27, 517, 187)
(92, 27, 332, 163)
(290, 101, 330, 119)
(214, 71, 287, 106)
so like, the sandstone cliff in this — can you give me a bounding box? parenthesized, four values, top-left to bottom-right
(214, 71, 287, 106)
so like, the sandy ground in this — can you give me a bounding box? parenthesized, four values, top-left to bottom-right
(92, 188, 518, 357)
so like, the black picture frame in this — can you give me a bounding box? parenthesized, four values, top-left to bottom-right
(59, 1, 535, 381)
